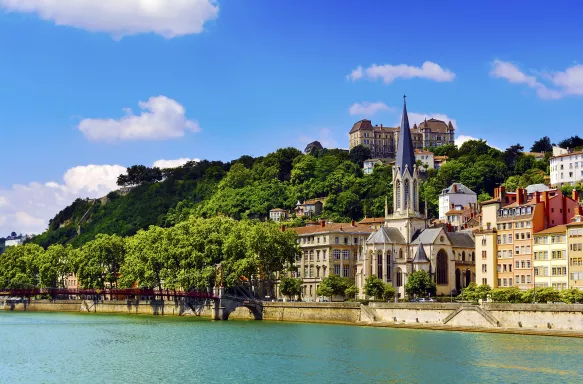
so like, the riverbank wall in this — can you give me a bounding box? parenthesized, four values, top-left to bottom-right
(4, 299, 583, 336)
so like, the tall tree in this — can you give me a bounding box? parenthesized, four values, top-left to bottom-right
(349, 144, 372, 167)
(405, 270, 436, 297)
(531, 136, 552, 153)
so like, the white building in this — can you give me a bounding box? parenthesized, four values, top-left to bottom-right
(269, 208, 289, 222)
(438, 183, 477, 221)
(414, 150, 434, 172)
(5, 236, 24, 247)
(550, 147, 583, 187)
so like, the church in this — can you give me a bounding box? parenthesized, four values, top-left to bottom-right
(355, 97, 476, 299)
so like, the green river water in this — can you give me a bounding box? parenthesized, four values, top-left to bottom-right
(0, 312, 582, 383)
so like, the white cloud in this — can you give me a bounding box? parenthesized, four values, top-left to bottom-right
(78, 95, 200, 142)
(298, 128, 338, 149)
(0, 164, 126, 235)
(490, 60, 583, 100)
(0, 0, 219, 39)
(348, 101, 391, 117)
(348, 61, 455, 84)
(153, 158, 199, 169)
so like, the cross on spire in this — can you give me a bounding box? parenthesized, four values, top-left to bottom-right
(403, 94, 406, 104)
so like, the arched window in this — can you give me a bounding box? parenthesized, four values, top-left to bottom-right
(404, 180, 410, 210)
(465, 268, 471, 287)
(413, 180, 418, 211)
(436, 249, 448, 285)
(377, 251, 383, 279)
(399, 248, 403, 259)
(396, 180, 401, 210)
(461, 251, 466, 262)
(396, 268, 403, 287)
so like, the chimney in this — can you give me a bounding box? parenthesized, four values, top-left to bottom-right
(281, 225, 286, 232)
(451, 203, 455, 210)
(452, 184, 457, 193)
(573, 189, 579, 202)
(321, 220, 326, 228)
(351, 220, 356, 227)
(500, 186, 506, 198)
(340, 225, 343, 231)
(517, 188, 524, 205)
(535, 191, 541, 204)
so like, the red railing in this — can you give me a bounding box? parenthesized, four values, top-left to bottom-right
(0, 288, 218, 300)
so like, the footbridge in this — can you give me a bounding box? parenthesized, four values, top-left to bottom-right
(0, 287, 263, 320)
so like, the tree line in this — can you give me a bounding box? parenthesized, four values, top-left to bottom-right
(1, 217, 300, 295)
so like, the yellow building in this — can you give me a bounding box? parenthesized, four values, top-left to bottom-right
(533, 225, 568, 290)
(567, 212, 583, 289)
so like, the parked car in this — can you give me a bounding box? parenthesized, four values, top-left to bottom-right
(417, 298, 435, 303)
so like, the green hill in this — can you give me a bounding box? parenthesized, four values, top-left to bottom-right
(31, 141, 556, 249)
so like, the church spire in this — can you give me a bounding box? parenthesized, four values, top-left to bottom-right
(395, 95, 415, 175)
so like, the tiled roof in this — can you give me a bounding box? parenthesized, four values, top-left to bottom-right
(411, 228, 443, 245)
(292, 223, 373, 236)
(447, 232, 475, 248)
(534, 225, 568, 235)
(551, 150, 583, 160)
(358, 217, 385, 225)
(270, 208, 288, 212)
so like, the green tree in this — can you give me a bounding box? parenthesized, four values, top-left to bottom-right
(364, 275, 385, 299)
(349, 144, 372, 167)
(345, 285, 359, 300)
(533, 287, 561, 303)
(37, 244, 71, 288)
(318, 275, 354, 298)
(560, 288, 583, 304)
(279, 277, 302, 300)
(405, 270, 436, 297)
(383, 284, 396, 301)
(531, 136, 553, 153)
(461, 283, 491, 301)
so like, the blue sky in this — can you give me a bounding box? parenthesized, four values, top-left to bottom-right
(0, 0, 582, 234)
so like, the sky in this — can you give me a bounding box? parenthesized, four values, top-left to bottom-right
(0, 0, 582, 235)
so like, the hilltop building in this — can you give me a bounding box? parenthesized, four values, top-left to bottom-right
(439, 183, 477, 220)
(355, 97, 475, 299)
(349, 117, 455, 159)
(295, 199, 326, 218)
(269, 208, 290, 222)
(550, 146, 583, 187)
(4, 234, 24, 247)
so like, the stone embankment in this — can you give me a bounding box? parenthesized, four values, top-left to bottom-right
(3, 299, 583, 337)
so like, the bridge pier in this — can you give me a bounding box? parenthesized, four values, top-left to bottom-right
(211, 287, 263, 321)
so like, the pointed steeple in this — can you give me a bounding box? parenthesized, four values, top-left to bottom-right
(413, 243, 429, 263)
(395, 95, 416, 176)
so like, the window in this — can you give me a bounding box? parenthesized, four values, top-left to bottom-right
(482, 250, 487, 259)
(323, 250, 327, 260)
(482, 264, 487, 273)
(342, 250, 350, 260)
(343, 265, 349, 277)
(333, 250, 341, 260)
(335, 237, 339, 244)
(333, 264, 340, 275)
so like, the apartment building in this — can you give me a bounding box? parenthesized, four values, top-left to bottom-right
(567, 211, 583, 289)
(281, 221, 373, 300)
(475, 186, 580, 289)
(439, 183, 477, 220)
(550, 146, 583, 187)
(533, 225, 568, 290)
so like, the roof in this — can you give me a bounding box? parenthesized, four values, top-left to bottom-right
(358, 217, 385, 225)
(366, 226, 406, 244)
(292, 222, 373, 236)
(534, 225, 568, 235)
(526, 184, 551, 194)
(413, 118, 453, 133)
(434, 156, 448, 161)
(349, 119, 374, 134)
(301, 198, 327, 205)
(551, 150, 583, 160)
(415, 149, 433, 155)
(447, 232, 475, 248)
(440, 183, 476, 196)
(270, 208, 288, 213)
(446, 209, 464, 215)
(395, 98, 416, 176)
(413, 243, 430, 263)
(411, 228, 443, 245)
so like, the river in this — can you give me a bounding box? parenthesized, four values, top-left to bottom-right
(1, 312, 582, 383)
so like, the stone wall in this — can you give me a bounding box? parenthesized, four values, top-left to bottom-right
(262, 302, 361, 324)
(369, 303, 460, 324)
(484, 303, 583, 330)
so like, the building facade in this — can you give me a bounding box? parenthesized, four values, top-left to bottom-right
(281, 221, 372, 300)
(269, 208, 289, 222)
(349, 118, 455, 159)
(439, 183, 477, 220)
(294, 199, 325, 218)
(550, 147, 583, 187)
(533, 226, 568, 290)
(567, 211, 583, 290)
(475, 187, 581, 290)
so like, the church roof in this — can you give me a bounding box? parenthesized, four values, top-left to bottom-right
(366, 226, 405, 244)
(447, 232, 475, 248)
(411, 228, 443, 245)
(395, 97, 416, 176)
(413, 243, 430, 263)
